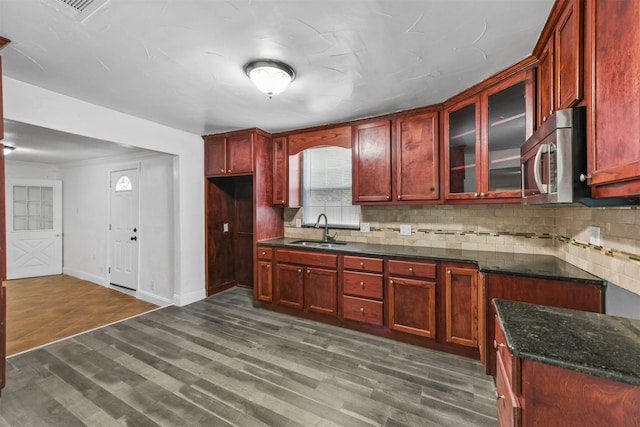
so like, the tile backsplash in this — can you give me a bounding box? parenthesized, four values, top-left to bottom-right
(284, 204, 640, 296)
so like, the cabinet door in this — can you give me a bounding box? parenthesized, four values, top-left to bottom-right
(304, 267, 337, 317)
(395, 112, 439, 201)
(586, 0, 640, 197)
(536, 38, 554, 128)
(352, 121, 392, 203)
(555, 0, 583, 110)
(275, 264, 304, 309)
(445, 97, 481, 199)
(482, 72, 530, 199)
(272, 137, 287, 205)
(444, 265, 478, 348)
(256, 260, 272, 302)
(388, 276, 436, 339)
(204, 136, 226, 176)
(226, 133, 253, 174)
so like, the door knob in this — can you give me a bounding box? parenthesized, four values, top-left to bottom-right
(130, 236, 137, 241)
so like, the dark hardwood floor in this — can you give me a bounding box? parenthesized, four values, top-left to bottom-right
(0, 287, 497, 426)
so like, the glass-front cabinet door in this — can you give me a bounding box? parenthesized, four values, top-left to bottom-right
(445, 69, 533, 202)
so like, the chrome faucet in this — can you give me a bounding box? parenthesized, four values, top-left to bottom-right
(314, 213, 337, 242)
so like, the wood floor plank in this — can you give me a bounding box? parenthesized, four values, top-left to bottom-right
(0, 286, 497, 426)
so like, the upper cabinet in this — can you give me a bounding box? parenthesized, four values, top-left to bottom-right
(444, 67, 534, 202)
(352, 110, 440, 204)
(272, 137, 300, 207)
(584, 0, 640, 198)
(203, 131, 255, 177)
(534, 0, 584, 128)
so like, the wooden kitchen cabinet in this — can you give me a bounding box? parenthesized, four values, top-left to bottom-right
(256, 248, 273, 302)
(444, 67, 534, 203)
(352, 121, 392, 203)
(583, 0, 640, 198)
(534, 0, 583, 128)
(342, 255, 384, 326)
(484, 273, 603, 376)
(274, 249, 338, 317)
(442, 263, 479, 348)
(352, 111, 440, 205)
(394, 111, 440, 202)
(204, 131, 254, 177)
(387, 259, 437, 339)
(271, 137, 300, 207)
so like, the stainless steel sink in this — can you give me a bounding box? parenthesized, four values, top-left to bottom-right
(289, 240, 347, 248)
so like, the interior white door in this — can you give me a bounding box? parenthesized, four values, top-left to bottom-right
(109, 168, 139, 291)
(5, 179, 63, 279)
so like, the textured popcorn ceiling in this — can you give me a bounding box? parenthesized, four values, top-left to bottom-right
(1, 0, 552, 146)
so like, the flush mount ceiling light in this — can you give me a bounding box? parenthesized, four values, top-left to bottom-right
(244, 59, 295, 98)
(3, 145, 15, 156)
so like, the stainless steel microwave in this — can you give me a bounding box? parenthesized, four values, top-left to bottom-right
(521, 107, 590, 204)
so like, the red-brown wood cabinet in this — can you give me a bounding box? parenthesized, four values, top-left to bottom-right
(534, 0, 583, 128)
(444, 66, 534, 203)
(584, 0, 640, 198)
(442, 263, 479, 349)
(495, 315, 640, 427)
(204, 131, 254, 177)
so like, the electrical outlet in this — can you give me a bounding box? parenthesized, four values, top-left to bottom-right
(400, 224, 412, 236)
(295, 218, 302, 228)
(360, 223, 370, 233)
(589, 226, 601, 246)
(223, 223, 229, 232)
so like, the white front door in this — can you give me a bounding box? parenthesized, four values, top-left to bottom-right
(108, 168, 139, 292)
(5, 179, 63, 279)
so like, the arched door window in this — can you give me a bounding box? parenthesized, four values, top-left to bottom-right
(115, 175, 133, 192)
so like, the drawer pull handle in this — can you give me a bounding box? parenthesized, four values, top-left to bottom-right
(495, 392, 505, 400)
(493, 339, 505, 350)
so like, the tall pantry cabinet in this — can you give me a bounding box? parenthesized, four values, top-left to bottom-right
(203, 129, 283, 297)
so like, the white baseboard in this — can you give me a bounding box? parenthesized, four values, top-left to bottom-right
(138, 290, 172, 307)
(173, 288, 206, 306)
(62, 268, 107, 287)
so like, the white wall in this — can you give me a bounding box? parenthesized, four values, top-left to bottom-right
(4, 77, 205, 306)
(62, 153, 175, 305)
(4, 160, 62, 180)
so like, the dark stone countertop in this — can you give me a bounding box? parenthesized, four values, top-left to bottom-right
(493, 299, 640, 386)
(258, 238, 605, 286)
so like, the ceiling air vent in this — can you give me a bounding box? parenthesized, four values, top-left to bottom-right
(47, 0, 111, 22)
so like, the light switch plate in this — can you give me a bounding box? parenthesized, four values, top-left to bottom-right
(360, 223, 370, 233)
(589, 226, 601, 246)
(400, 224, 412, 236)
(295, 218, 302, 228)
(223, 223, 229, 232)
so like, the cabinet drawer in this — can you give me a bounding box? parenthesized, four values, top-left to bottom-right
(257, 247, 273, 260)
(343, 271, 383, 299)
(343, 296, 383, 326)
(276, 249, 337, 268)
(495, 316, 521, 395)
(343, 255, 383, 273)
(496, 350, 521, 427)
(388, 259, 436, 278)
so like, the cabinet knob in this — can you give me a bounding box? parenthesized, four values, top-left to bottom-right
(267, 264, 270, 268)
(474, 192, 479, 197)
(360, 307, 365, 314)
(359, 281, 364, 287)
(227, 169, 232, 173)
(549, 109, 554, 116)
(220, 169, 225, 173)
(298, 268, 302, 273)
(495, 392, 505, 401)
(261, 251, 266, 256)
(386, 196, 390, 200)
(447, 270, 451, 275)
(579, 174, 592, 182)
(480, 192, 486, 197)
(493, 339, 505, 350)
(307, 269, 311, 276)
(360, 262, 365, 267)
(398, 195, 402, 200)
(409, 267, 414, 273)
(390, 279, 394, 285)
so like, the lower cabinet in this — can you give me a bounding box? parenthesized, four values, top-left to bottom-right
(443, 263, 479, 348)
(387, 259, 437, 339)
(256, 248, 273, 302)
(342, 255, 384, 326)
(274, 249, 338, 317)
(494, 315, 640, 427)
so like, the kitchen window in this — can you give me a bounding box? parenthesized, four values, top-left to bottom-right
(302, 146, 360, 227)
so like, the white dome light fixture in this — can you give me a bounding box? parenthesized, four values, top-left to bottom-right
(244, 59, 295, 98)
